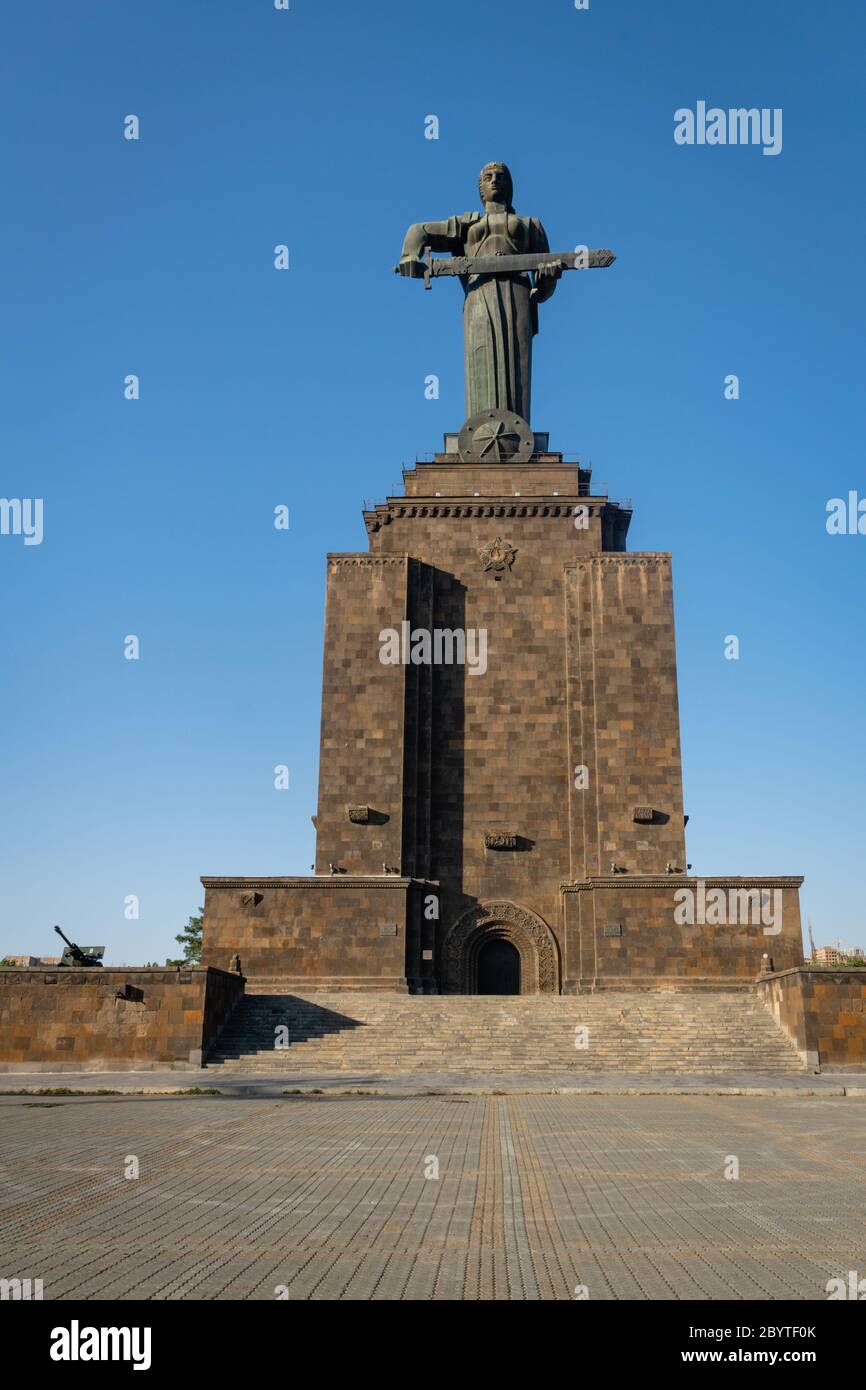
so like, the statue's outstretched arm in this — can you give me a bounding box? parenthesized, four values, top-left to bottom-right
(397, 217, 464, 277)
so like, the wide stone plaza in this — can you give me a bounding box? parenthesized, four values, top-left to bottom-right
(2, 1091, 864, 1301)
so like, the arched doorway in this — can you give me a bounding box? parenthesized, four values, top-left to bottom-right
(477, 938, 520, 994)
(442, 900, 561, 994)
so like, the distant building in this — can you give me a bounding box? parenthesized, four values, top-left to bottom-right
(810, 946, 866, 965)
(1, 955, 61, 967)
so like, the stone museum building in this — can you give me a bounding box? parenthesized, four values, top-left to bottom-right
(200, 433, 804, 994)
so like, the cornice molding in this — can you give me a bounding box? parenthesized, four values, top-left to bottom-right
(561, 876, 805, 892)
(200, 875, 433, 890)
(564, 554, 671, 569)
(413, 456, 572, 468)
(363, 500, 617, 530)
(326, 554, 408, 568)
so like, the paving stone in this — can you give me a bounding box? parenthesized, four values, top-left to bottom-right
(1, 1093, 864, 1300)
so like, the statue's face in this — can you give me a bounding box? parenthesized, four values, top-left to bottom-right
(480, 165, 511, 206)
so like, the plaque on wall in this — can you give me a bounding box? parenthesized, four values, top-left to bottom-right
(348, 805, 389, 825)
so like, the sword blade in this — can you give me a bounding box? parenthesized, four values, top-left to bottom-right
(427, 249, 616, 276)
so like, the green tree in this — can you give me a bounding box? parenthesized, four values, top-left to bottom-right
(169, 909, 203, 966)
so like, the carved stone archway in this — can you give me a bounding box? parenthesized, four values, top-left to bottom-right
(442, 900, 561, 995)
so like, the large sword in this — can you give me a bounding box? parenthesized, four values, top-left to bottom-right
(394, 246, 616, 289)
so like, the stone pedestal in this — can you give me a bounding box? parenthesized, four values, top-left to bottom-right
(201, 436, 804, 993)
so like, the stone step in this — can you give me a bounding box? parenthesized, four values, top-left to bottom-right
(204, 989, 804, 1074)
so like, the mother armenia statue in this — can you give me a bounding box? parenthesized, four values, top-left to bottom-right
(396, 162, 614, 439)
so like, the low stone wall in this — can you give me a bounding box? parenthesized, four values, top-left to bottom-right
(201, 876, 430, 990)
(561, 878, 804, 990)
(0, 966, 244, 1072)
(756, 967, 866, 1070)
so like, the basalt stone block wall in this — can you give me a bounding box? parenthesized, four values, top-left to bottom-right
(757, 967, 866, 1070)
(0, 967, 244, 1072)
(561, 879, 804, 991)
(315, 554, 432, 879)
(200, 876, 433, 990)
(564, 556, 686, 878)
(200, 966, 246, 1055)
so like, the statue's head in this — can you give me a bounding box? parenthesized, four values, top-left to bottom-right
(478, 162, 514, 211)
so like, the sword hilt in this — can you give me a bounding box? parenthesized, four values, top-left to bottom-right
(391, 254, 432, 285)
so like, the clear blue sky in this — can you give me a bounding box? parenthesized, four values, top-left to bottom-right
(1, 0, 863, 962)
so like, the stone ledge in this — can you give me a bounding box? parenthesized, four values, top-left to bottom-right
(326, 552, 409, 566)
(0, 966, 239, 981)
(244, 976, 411, 993)
(563, 553, 671, 566)
(562, 977, 758, 993)
(759, 965, 866, 980)
(0, 1059, 204, 1073)
(562, 876, 805, 892)
(422, 455, 567, 466)
(200, 876, 431, 890)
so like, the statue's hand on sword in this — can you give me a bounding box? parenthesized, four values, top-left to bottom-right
(535, 258, 564, 284)
(396, 257, 426, 279)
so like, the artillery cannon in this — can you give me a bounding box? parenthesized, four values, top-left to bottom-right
(53, 924, 104, 968)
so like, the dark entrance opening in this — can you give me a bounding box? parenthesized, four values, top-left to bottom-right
(477, 939, 520, 995)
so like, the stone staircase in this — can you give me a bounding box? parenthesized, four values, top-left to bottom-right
(204, 990, 805, 1076)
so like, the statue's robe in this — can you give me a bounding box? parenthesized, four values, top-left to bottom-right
(400, 210, 552, 422)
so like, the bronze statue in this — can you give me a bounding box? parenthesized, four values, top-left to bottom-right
(396, 162, 615, 438)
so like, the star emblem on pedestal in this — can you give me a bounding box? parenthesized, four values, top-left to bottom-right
(480, 536, 517, 573)
(457, 409, 534, 463)
(472, 419, 521, 461)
